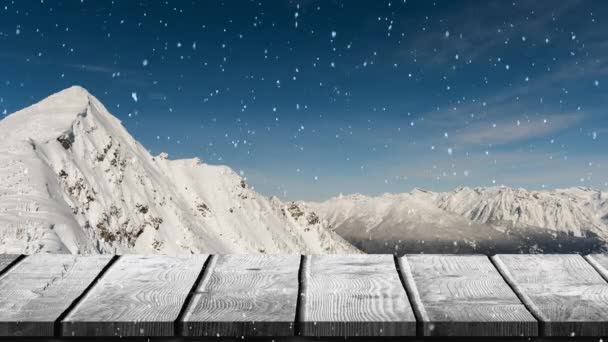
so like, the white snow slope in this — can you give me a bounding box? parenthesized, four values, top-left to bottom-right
(0, 86, 357, 254)
(308, 187, 608, 254)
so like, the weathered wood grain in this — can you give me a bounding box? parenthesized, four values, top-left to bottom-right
(180, 255, 300, 337)
(0, 254, 113, 336)
(585, 254, 608, 282)
(493, 254, 608, 337)
(62, 254, 208, 337)
(399, 255, 537, 336)
(300, 254, 416, 337)
(0, 255, 20, 274)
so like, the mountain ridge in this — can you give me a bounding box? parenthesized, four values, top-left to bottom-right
(0, 86, 357, 254)
(305, 185, 608, 254)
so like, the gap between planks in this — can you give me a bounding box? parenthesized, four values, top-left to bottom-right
(394, 255, 426, 338)
(489, 255, 546, 336)
(179, 254, 301, 337)
(62, 254, 209, 337)
(493, 254, 608, 337)
(300, 254, 417, 337)
(49, 255, 212, 337)
(55, 255, 121, 336)
(400, 255, 538, 337)
(294, 255, 306, 337)
(584, 254, 608, 283)
(174, 254, 216, 336)
(491, 254, 608, 337)
(490, 255, 550, 325)
(0, 254, 25, 279)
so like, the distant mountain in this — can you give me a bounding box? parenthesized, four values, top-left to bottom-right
(306, 187, 608, 254)
(0, 86, 356, 254)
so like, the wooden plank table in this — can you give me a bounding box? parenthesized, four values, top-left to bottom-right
(0, 254, 113, 336)
(1, 253, 608, 338)
(299, 254, 416, 337)
(179, 255, 301, 337)
(399, 255, 537, 336)
(62, 255, 208, 337)
(493, 254, 608, 337)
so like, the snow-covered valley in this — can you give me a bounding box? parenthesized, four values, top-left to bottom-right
(1, 86, 607, 255)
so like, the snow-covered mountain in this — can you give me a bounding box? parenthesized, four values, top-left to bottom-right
(0, 86, 357, 254)
(3, 86, 606, 255)
(436, 186, 608, 236)
(307, 187, 608, 254)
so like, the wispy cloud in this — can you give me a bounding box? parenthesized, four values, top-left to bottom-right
(65, 63, 119, 75)
(1, 53, 121, 76)
(64, 63, 152, 88)
(415, 55, 601, 148)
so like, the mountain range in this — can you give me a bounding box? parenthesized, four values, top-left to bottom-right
(1, 87, 606, 254)
(306, 186, 608, 254)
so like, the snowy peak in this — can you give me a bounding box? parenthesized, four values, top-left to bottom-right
(0, 87, 357, 254)
(0, 86, 95, 142)
(25, 85, 91, 113)
(40, 85, 91, 105)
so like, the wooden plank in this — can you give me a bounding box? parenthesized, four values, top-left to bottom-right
(399, 255, 537, 336)
(585, 254, 608, 281)
(62, 254, 208, 337)
(493, 254, 608, 337)
(180, 255, 300, 337)
(0, 255, 20, 274)
(300, 254, 416, 337)
(0, 254, 113, 336)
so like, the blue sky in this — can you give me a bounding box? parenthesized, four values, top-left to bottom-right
(0, 0, 606, 200)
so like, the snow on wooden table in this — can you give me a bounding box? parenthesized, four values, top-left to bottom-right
(0, 254, 113, 336)
(1, 253, 608, 338)
(179, 254, 301, 337)
(61, 254, 209, 337)
(299, 254, 416, 337)
(493, 254, 608, 337)
(400, 254, 537, 336)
